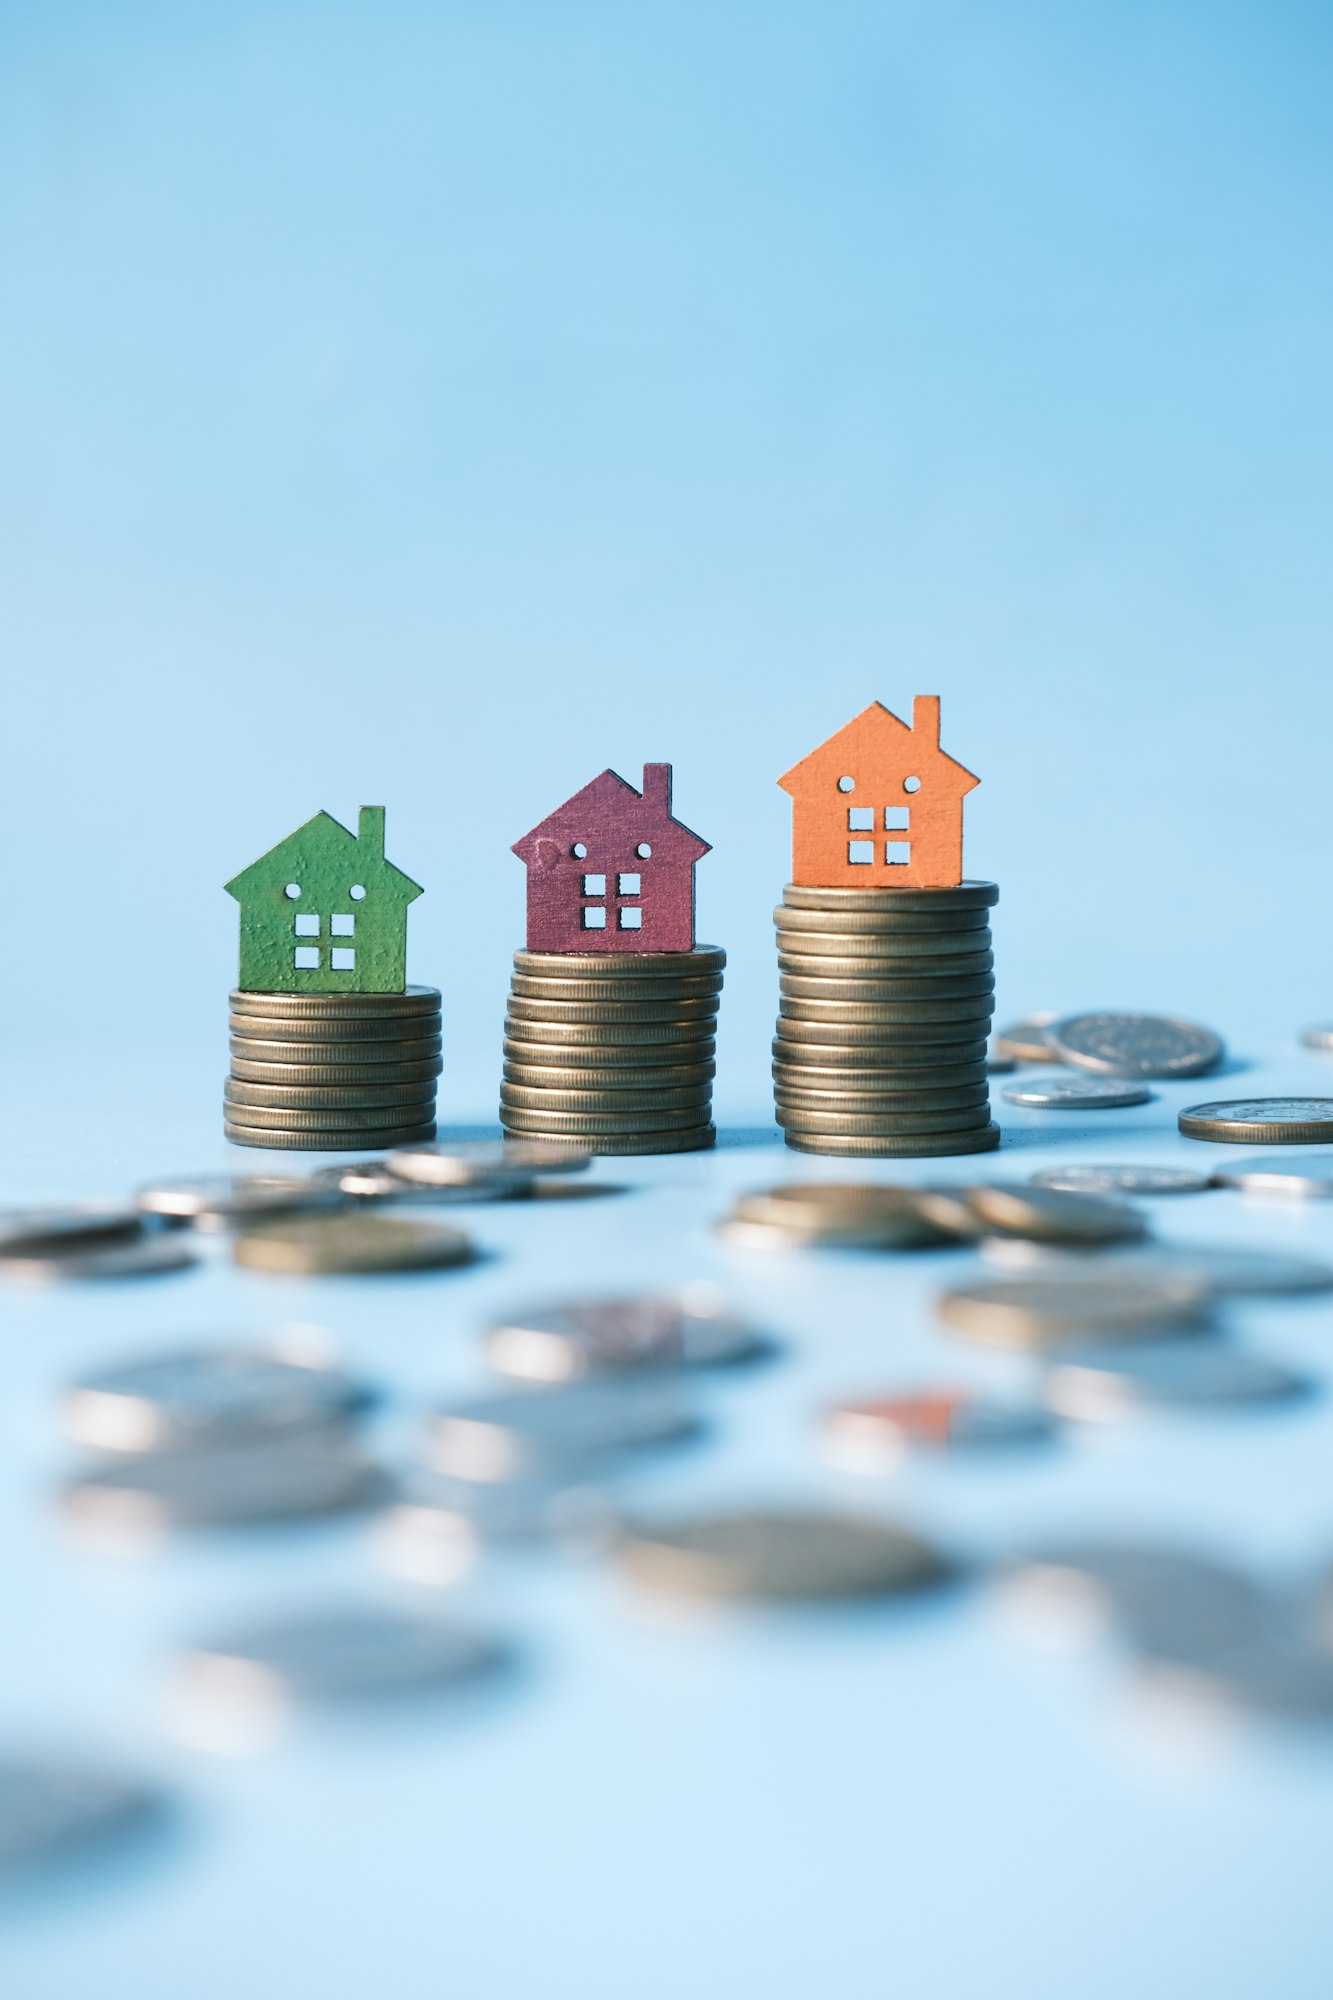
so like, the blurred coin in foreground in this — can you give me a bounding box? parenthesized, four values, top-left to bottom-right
(1209, 1155, 1333, 1197)
(963, 1183, 1147, 1245)
(1178, 1098, 1333, 1145)
(822, 1389, 1052, 1465)
(485, 1287, 766, 1381)
(61, 1340, 369, 1454)
(1031, 1165, 1211, 1196)
(386, 1139, 590, 1187)
(1002, 1542, 1273, 1671)
(721, 1183, 960, 1251)
(1102, 1244, 1333, 1297)
(376, 1472, 615, 1584)
(61, 1437, 385, 1536)
(0, 1758, 166, 1875)
(0, 1206, 145, 1254)
(232, 1213, 473, 1275)
(180, 1606, 505, 1712)
(938, 1272, 1207, 1348)
(314, 1161, 531, 1203)
(426, 1379, 700, 1481)
(1001, 1075, 1150, 1110)
(1049, 1013, 1224, 1079)
(1043, 1344, 1311, 1421)
(0, 1238, 200, 1283)
(616, 1508, 951, 1602)
(135, 1173, 345, 1228)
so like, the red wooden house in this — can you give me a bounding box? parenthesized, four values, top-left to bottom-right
(512, 763, 710, 952)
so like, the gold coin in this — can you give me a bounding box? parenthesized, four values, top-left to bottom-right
(513, 946, 726, 977)
(506, 994, 719, 1026)
(230, 1055, 444, 1086)
(615, 1507, 948, 1600)
(504, 1059, 715, 1090)
(783, 1124, 1002, 1158)
(777, 949, 994, 980)
(230, 986, 442, 1018)
(775, 1017, 992, 1047)
(225, 1078, 437, 1112)
(778, 973, 995, 1004)
(776, 1103, 994, 1137)
(497, 1122, 717, 1157)
(233, 1212, 473, 1274)
(510, 973, 724, 1003)
(224, 1120, 436, 1152)
(505, 1017, 717, 1048)
(500, 1082, 712, 1114)
(498, 1101, 711, 1136)
(781, 885, 997, 917)
(230, 1034, 443, 1065)
(229, 1009, 441, 1043)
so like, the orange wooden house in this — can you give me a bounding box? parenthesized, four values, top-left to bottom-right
(777, 698, 979, 889)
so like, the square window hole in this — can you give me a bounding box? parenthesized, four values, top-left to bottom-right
(884, 807, 910, 831)
(847, 841, 875, 865)
(884, 842, 911, 865)
(617, 873, 640, 895)
(582, 907, 607, 930)
(582, 874, 606, 896)
(847, 807, 874, 831)
(330, 914, 354, 937)
(618, 906, 643, 930)
(330, 948, 356, 970)
(293, 946, 320, 970)
(293, 914, 319, 938)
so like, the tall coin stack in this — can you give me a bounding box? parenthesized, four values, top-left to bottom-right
(226, 987, 442, 1150)
(772, 884, 1000, 1156)
(500, 948, 724, 1155)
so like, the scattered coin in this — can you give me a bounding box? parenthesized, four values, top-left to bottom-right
(232, 1213, 474, 1274)
(314, 1161, 531, 1203)
(992, 1013, 1061, 1064)
(615, 1508, 951, 1601)
(0, 1237, 200, 1282)
(1104, 1244, 1333, 1297)
(1209, 1155, 1333, 1197)
(386, 1139, 590, 1187)
(962, 1183, 1147, 1244)
(0, 1758, 165, 1874)
(1001, 1075, 1151, 1110)
(61, 1437, 385, 1533)
(822, 1389, 1053, 1461)
(485, 1287, 767, 1380)
(1004, 1542, 1274, 1671)
(938, 1272, 1208, 1348)
(719, 1184, 960, 1251)
(134, 1173, 346, 1228)
(1049, 1013, 1224, 1079)
(425, 1379, 700, 1480)
(1043, 1344, 1311, 1421)
(376, 1473, 615, 1582)
(180, 1606, 505, 1708)
(1178, 1098, 1333, 1145)
(0, 1205, 145, 1254)
(1030, 1165, 1211, 1196)
(61, 1341, 370, 1453)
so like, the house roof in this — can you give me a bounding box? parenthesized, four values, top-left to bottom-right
(511, 767, 711, 863)
(777, 700, 979, 797)
(224, 809, 424, 901)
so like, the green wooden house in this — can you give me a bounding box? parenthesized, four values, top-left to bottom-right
(224, 806, 423, 993)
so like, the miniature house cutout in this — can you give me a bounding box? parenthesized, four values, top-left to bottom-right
(512, 763, 710, 952)
(224, 806, 423, 993)
(777, 698, 978, 889)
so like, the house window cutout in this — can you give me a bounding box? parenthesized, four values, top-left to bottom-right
(330, 948, 356, 971)
(885, 841, 911, 865)
(293, 914, 319, 937)
(848, 841, 875, 865)
(903, 776, 921, 793)
(837, 776, 855, 794)
(349, 884, 366, 901)
(884, 806, 910, 830)
(330, 914, 354, 936)
(618, 873, 640, 895)
(618, 906, 643, 930)
(284, 883, 302, 900)
(847, 807, 874, 832)
(572, 843, 588, 859)
(582, 874, 606, 896)
(635, 842, 652, 859)
(582, 907, 607, 930)
(293, 946, 320, 969)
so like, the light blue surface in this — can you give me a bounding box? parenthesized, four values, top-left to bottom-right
(3, 2, 1333, 1994)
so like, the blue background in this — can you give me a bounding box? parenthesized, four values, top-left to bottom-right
(3, 6, 1333, 1997)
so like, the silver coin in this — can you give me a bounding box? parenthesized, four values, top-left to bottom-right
(1043, 1343, 1311, 1421)
(992, 1013, 1061, 1064)
(1209, 1154, 1333, 1197)
(615, 1508, 950, 1601)
(425, 1379, 699, 1480)
(61, 1341, 369, 1454)
(0, 1205, 145, 1254)
(1005, 1542, 1273, 1671)
(780, 883, 997, 917)
(1102, 1244, 1333, 1297)
(314, 1161, 535, 1203)
(963, 1182, 1147, 1244)
(938, 1272, 1208, 1348)
(514, 945, 727, 977)
(1300, 1025, 1333, 1052)
(1178, 1098, 1333, 1144)
(1030, 1164, 1211, 1196)
(60, 1437, 385, 1533)
(1001, 1075, 1151, 1110)
(385, 1139, 590, 1187)
(376, 1470, 614, 1580)
(484, 1287, 768, 1381)
(1048, 1013, 1225, 1079)
(0, 1237, 200, 1282)
(230, 984, 442, 1016)
(134, 1172, 346, 1228)
(180, 1606, 504, 1708)
(0, 1758, 164, 1873)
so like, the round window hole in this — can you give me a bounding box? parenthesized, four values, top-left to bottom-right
(837, 776, 855, 794)
(903, 776, 921, 793)
(284, 883, 301, 900)
(349, 884, 366, 901)
(636, 843, 652, 860)
(571, 843, 588, 860)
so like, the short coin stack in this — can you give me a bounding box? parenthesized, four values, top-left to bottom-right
(500, 947, 724, 1154)
(772, 883, 1000, 1156)
(226, 987, 441, 1150)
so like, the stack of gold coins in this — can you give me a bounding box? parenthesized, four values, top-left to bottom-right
(772, 885, 1000, 1157)
(500, 948, 724, 1155)
(226, 987, 441, 1150)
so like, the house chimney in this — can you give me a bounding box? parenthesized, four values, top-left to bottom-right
(912, 696, 940, 748)
(641, 763, 673, 814)
(358, 805, 386, 856)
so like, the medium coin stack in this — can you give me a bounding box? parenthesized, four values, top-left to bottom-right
(226, 987, 441, 1151)
(773, 883, 1000, 1156)
(500, 947, 724, 1155)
